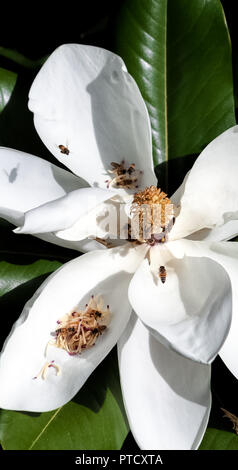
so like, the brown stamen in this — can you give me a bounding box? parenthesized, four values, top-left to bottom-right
(33, 360, 61, 380)
(53, 295, 110, 355)
(95, 237, 113, 248)
(107, 160, 142, 189)
(221, 408, 238, 434)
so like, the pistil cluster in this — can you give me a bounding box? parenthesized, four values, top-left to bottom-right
(130, 185, 175, 244)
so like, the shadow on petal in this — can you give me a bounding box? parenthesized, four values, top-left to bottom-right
(149, 333, 210, 405)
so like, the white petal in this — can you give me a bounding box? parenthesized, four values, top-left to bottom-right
(29, 44, 156, 190)
(170, 170, 190, 206)
(37, 232, 106, 253)
(118, 314, 211, 450)
(186, 221, 238, 242)
(0, 244, 147, 411)
(0, 147, 84, 225)
(170, 126, 238, 241)
(0, 147, 103, 253)
(175, 239, 238, 379)
(14, 188, 115, 235)
(128, 242, 232, 363)
(56, 197, 129, 242)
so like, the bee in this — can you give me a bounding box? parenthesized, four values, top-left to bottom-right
(127, 163, 136, 175)
(107, 161, 140, 189)
(58, 144, 70, 155)
(159, 265, 167, 284)
(92, 325, 107, 335)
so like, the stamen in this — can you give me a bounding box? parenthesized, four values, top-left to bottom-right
(95, 237, 113, 248)
(106, 160, 142, 189)
(53, 295, 110, 356)
(34, 296, 110, 381)
(33, 360, 61, 380)
(44, 339, 55, 356)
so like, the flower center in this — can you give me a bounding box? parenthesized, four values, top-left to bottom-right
(129, 185, 175, 245)
(105, 160, 143, 189)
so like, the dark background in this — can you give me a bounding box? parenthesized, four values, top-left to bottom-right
(0, 1, 236, 66)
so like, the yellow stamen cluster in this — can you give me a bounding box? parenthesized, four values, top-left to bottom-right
(53, 296, 110, 355)
(130, 186, 174, 243)
(106, 160, 142, 189)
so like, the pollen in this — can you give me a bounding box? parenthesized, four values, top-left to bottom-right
(105, 160, 142, 189)
(130, 186, 175, 244)
(53, 295, 110, 355)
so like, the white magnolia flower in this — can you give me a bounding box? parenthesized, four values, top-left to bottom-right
(0, 44, 238, 450)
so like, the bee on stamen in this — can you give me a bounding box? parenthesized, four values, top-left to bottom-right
(106, 160, 142, 189)
(127, 163, 136, 175)
(53, 295, 110, 356)
(58, 144, 70, 155)
(34, 296, 110, 381)
(159, 266, 167, 284)
(94, 310, 102, 318)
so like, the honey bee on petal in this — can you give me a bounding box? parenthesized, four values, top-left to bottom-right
(58, 144, 70, 155)
(159, 266, 167, 284)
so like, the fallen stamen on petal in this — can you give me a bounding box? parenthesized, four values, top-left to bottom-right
(53, 295, 110, 355)
(106, 160, 142, 189)
(33, 360, 61, 380)
(34, 296, 111, 380)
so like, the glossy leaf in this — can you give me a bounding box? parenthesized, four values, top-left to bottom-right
(0, 67, 17, 112)
(0, 259, 61, 297)
(0, 235, 128, 450)
(199, 428, 238, 450)
(0, 348, 128, 450)
(115, 0, 235, 165)
(0, 47, 47, 70)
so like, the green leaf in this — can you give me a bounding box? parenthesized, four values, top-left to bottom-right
(0, 67, 17, 112)
(0, 259, 61, 297)
(0, 348, 128, 450)
(199, 428, 238, 450)
(115, 0, 235, 165)
(0, 47, 47, 69)
(0, 241, 128, 450)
